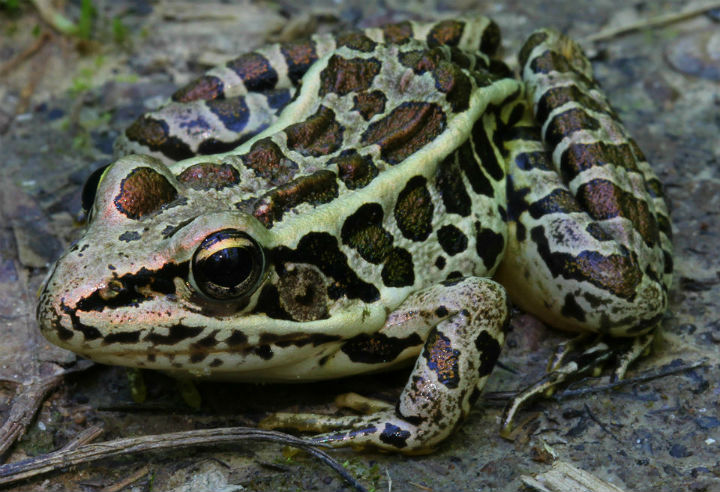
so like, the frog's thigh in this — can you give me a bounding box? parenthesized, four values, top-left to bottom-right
(496, 29, 671, 337)
(260, 277, 510, 453)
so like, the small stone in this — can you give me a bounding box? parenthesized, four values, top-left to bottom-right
(669, 444, 693, 458)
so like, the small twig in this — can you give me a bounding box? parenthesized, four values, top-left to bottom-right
(60, 425, 104, 451)
(582, 403, 622, 444)
(585, 1, 720, 42)
(0, 375, 62, 459)
(0, 31, 52, 77)
(99, 465, 150, 492)
(0, 427, 368, 492)
(554, 359, 707, 400)
(0, 361, 94, 459)
(484, 359, 705, 405)
(15, 37, 52, 115)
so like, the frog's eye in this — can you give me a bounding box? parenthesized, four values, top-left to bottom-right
(81, 164, 110, 214)
(191, 229, 265, 300)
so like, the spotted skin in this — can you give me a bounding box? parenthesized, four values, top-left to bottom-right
(37, 18, 672, 453)
(262, 278, 509, 452)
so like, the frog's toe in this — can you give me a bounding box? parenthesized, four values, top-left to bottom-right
(259, 411, 370, 433)
(334, 392, 394, 414)
(310, 416, 431, 452)
(259, 411, 435, 452)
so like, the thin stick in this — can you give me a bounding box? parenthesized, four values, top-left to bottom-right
(0, 361, 94, 459)
(99, 465, 150, 492)
(585, 1, 720, 42)
(482, 359, 705, 404)
(28, 0, 78, 36)
(0, 32, 52, 76)
(60, 425, 104, 451)
(0, 374, 62, 459)
(0, 427, 367, 492)
(554, 359, 707, 400)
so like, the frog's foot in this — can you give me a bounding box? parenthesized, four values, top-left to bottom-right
(262, 277, 510, 453)
(499, 330, 657, 438)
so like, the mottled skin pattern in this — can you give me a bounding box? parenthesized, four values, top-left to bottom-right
(37, 18, 672, 453)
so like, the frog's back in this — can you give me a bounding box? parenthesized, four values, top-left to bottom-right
(162, 30, 523, 296)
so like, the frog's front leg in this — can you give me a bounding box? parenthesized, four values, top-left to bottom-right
(260, 277, 510, 453)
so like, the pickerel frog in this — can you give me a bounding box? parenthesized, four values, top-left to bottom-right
(37, 17, 672, 452)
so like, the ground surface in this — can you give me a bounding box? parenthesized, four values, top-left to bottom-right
(1, 1, 719, 491)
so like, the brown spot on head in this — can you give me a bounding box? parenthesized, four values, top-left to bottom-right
(394, 176, 433, 241)
(319, 55, 381, 97)
(177, 163, 240, 190)
(330, 150, 378, 189)
(335, 31, 377, 52)
(114, 167, 178, 219)
(285, 106, 344, 157)
(172, 75, 224, 103)
(427, 20, 464, 48)
(352, 90, 387, 120)
(277, 264, 329, 321)
(361, 102, 446, 164)
(381, 20, 413, 44)
(241, 138, 298, 185)
(253, 170, 339, 227)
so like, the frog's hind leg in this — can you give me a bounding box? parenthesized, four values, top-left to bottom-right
(260, 277, 510, 453)
(494, 29, 673, 434)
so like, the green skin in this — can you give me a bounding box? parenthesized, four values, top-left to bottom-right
(36, 18, 672, 452)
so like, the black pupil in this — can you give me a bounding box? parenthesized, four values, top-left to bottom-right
(201, 247, 252, 288)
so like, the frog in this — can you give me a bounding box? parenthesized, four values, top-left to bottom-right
(36, 17, 673, 453)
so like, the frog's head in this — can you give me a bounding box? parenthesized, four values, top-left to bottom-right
(37, 155, 381, 378)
